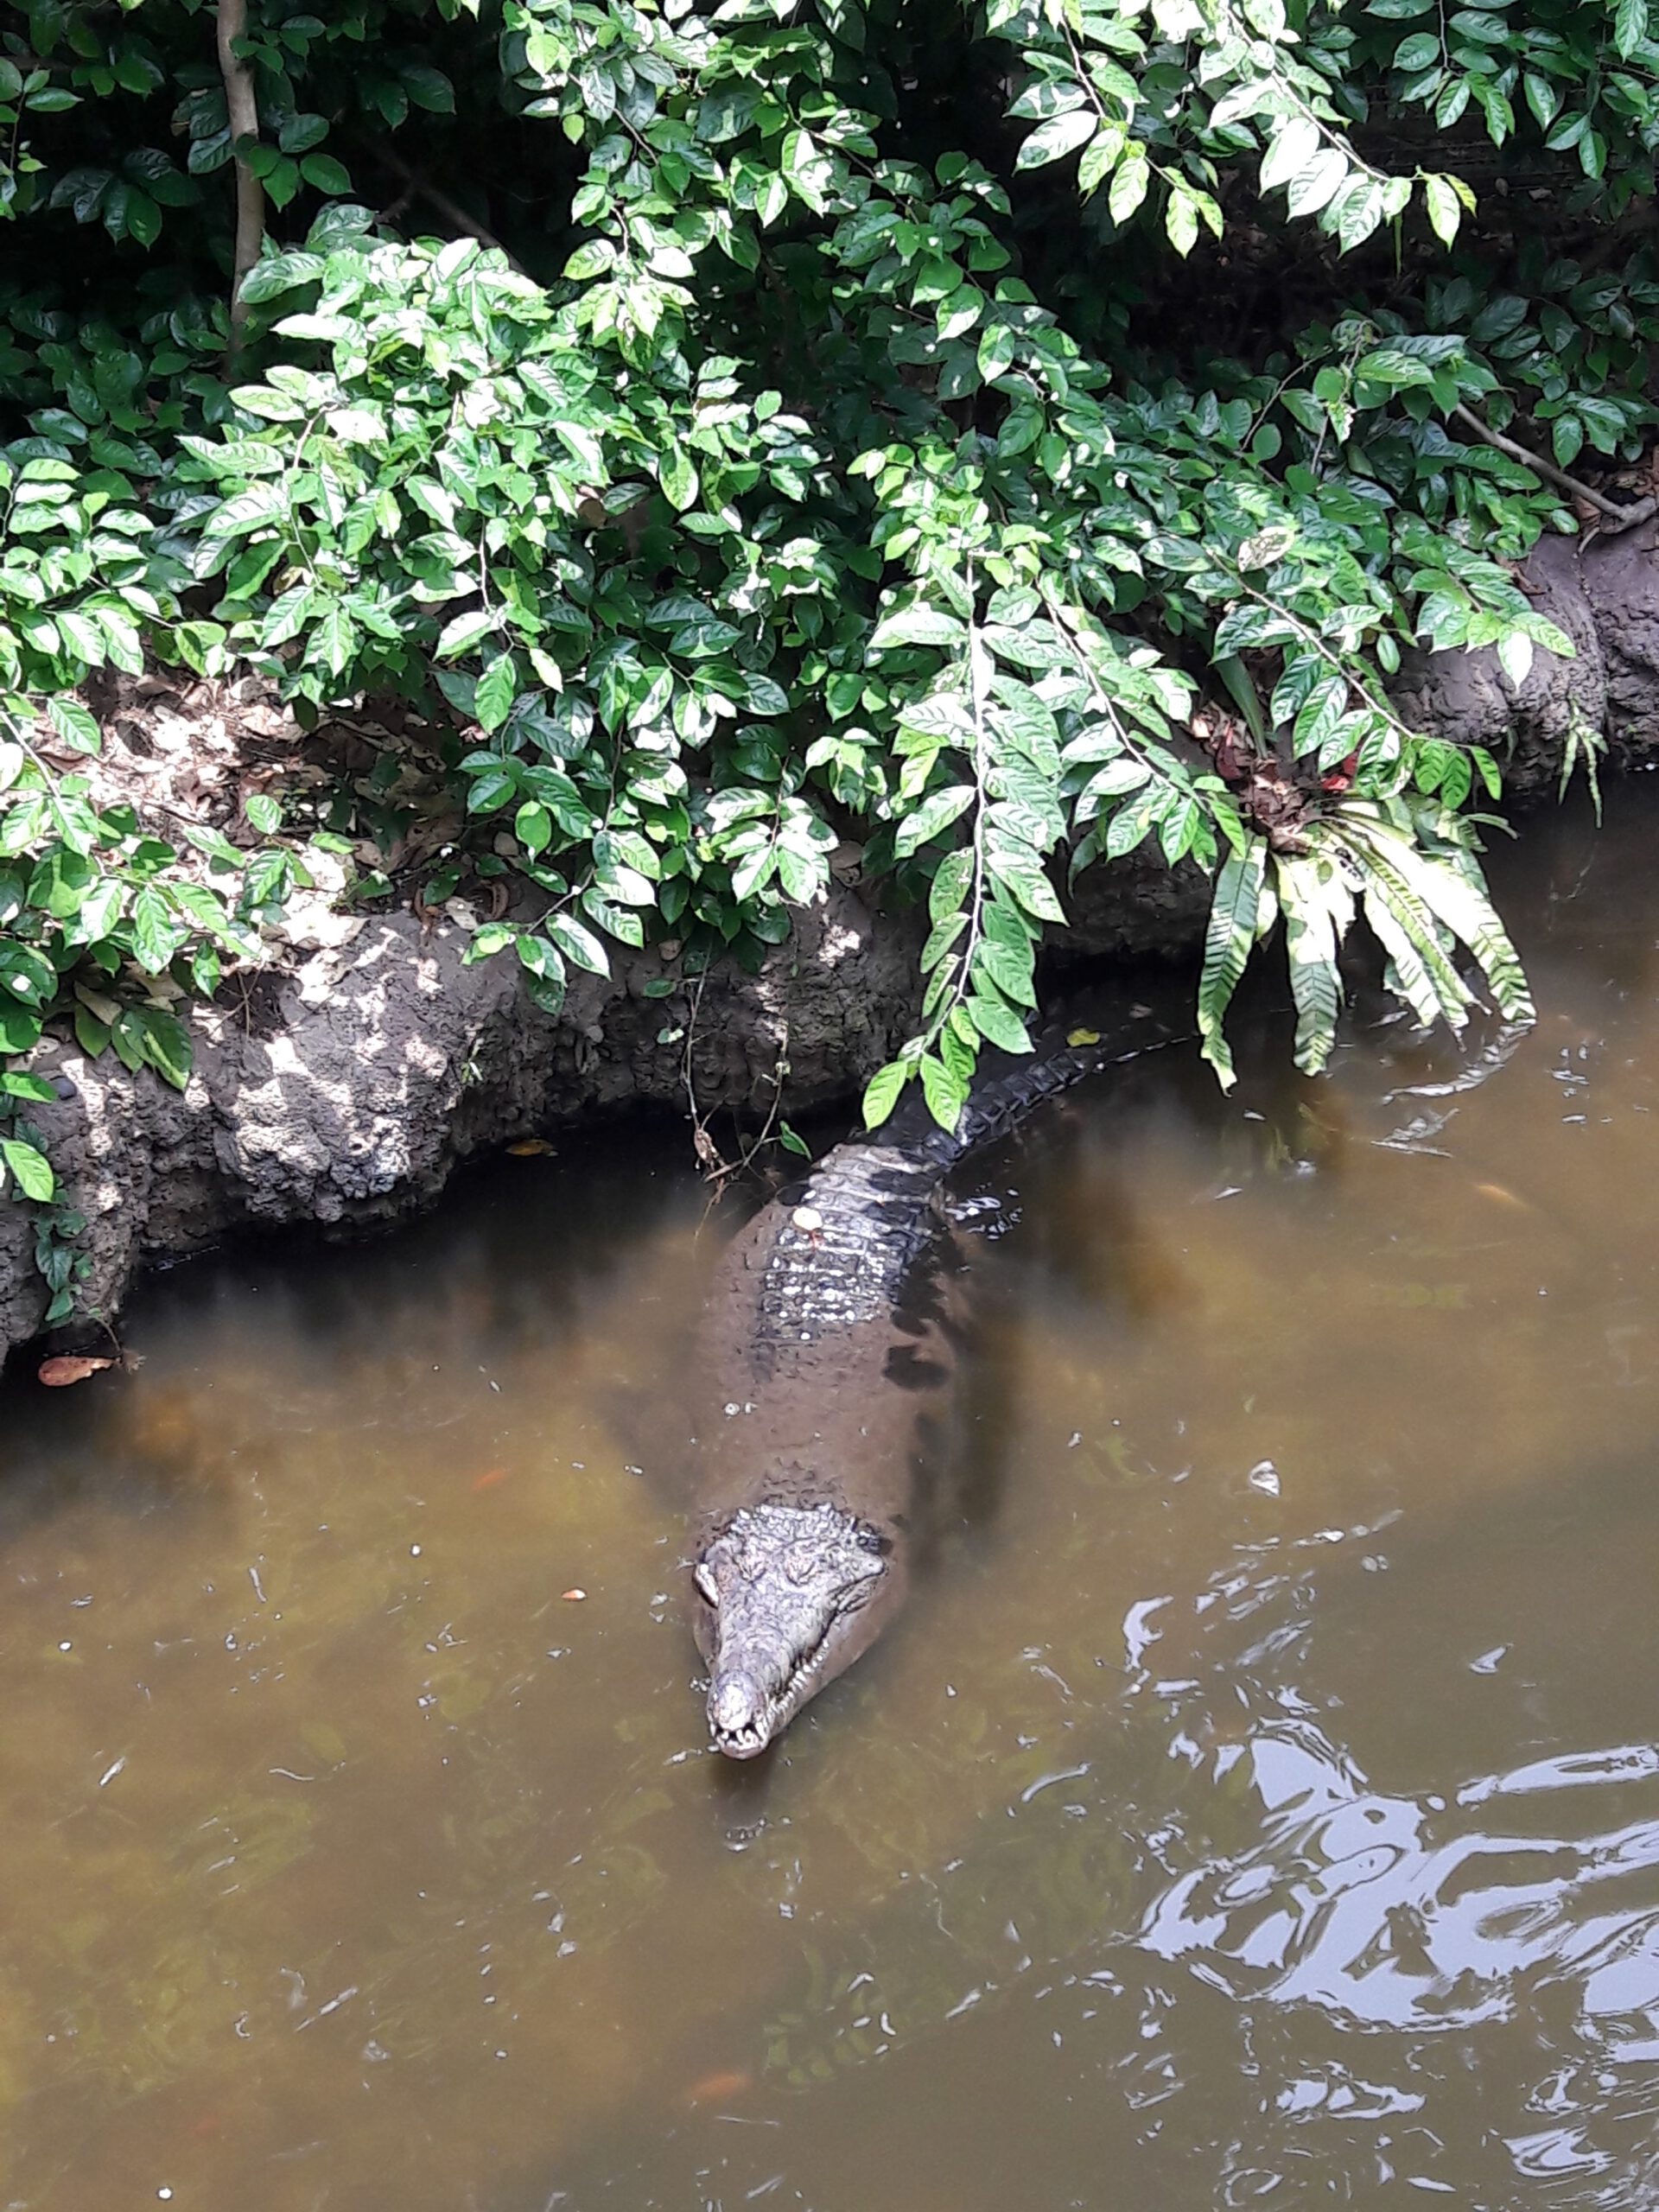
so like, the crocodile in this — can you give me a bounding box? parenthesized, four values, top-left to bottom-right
(688, 1024, 1170, 1758)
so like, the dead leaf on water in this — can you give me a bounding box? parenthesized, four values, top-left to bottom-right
(687, 2069, 752, 2106)
(37, 1355, 116, 1388)
(1473, 1181, 1535, 1212)
(1066, 1027, 1102, 1047)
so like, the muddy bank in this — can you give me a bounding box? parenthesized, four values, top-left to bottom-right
(1, 518, 1654, 1364)
(0, 879, 924, 1363)
(1389, 515, 1659, 793)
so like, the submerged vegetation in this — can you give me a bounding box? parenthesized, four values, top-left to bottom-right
(0, 0, 1651, 1307)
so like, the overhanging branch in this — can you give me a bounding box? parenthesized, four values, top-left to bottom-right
(1452, 403, 1657, 535)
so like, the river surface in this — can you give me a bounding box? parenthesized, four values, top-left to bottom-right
(5, 790, 1659, 2209)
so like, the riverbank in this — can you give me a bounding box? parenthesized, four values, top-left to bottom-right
(3, 517, 1657, 1367)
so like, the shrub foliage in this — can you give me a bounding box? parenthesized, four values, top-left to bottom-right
(1, 0, 1649, 1306)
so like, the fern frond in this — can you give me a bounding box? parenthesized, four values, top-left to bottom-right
(1198, 834, 1268, 1090)
(1340, 805, 1533, 1027)
(1344, 831, 1478, 1035)
(1358, 866, 1466, 1034)
(1273, 849, 1355, 1076)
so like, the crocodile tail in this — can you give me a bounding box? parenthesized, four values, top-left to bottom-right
(882, 1020, 1189, 1176)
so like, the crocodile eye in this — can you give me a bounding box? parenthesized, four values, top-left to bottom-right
(695, 1562, 721, 1606)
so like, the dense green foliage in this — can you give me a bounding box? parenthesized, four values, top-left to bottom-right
(1, 0, 1651, 1308)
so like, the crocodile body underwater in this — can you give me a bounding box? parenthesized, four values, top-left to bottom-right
(687, 1027, 1160, 1759)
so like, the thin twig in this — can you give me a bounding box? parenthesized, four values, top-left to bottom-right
(679, 968, 795, 1192)
(1452, 403, 1658, 533)
(367, 137, 530, 276)
(214, 0, 266, 362)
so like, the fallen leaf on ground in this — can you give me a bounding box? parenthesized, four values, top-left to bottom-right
(37, 1356, 116, 1388)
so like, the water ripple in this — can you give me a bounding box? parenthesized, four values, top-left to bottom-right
(1142, 1724, 1659, 2032)
(1135, 1719, 1659, 2204)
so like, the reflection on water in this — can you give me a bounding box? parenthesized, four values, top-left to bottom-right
(3, 791, 1659, 2208)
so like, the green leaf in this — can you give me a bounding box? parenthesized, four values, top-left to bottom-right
(436, 608, 497, 658)
(894, 785, 975, 857)
(402, 65, 455, 113)
(862, 1058, 909, 1130)
(1286, 149, 1351, 221)
(1394, 30, 1442, 68)
(132, 1007, 193, 1090)
(475, 653, 518, 734)
(990, 850, 1066, 925)
(1077, 133, 1116, 197)
(976, 322, 1018, 380)
(564, 238, 616, 282)
(1344, 807, 1534, 1025)
(466, 766, 517, 814)
(1166, 188, 1199, 257)
(658, 443, 699, 512)
(964, 994, 1033, 1055)
(1260, 117, 1320, 194)
(1016, 109, 1098, 170)
(546, 912, 611, 976)
(1198, 837, 1267, 1091)
(1, 1138, 53, 1202)
(300, 154, 352, 195)
(1275, 849, 1355, 1076)
(46, 698, 102, 756)
(516, 932, 568, 1015)
(130, 884, 184, 973)
(919, 1052, 967, 1131)
(1423, 173, 1460, 248)
(1108, 151, 1149, 225)
(869, 607, 964, 653)
(1523, 73, 1561, 130)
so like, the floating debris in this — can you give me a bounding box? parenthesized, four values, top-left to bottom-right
(686, 2069, 752, 2106)
(1473, 1180, 1535, 1212)
(37, 1355, 116, 1388)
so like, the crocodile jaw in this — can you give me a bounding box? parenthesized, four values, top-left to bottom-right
(694, 1503, 894, 1758)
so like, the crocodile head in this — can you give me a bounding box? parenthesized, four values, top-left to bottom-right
(693, 1503, 897, 1758)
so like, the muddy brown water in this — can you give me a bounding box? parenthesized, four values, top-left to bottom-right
(5, 791, 1659, 2209)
